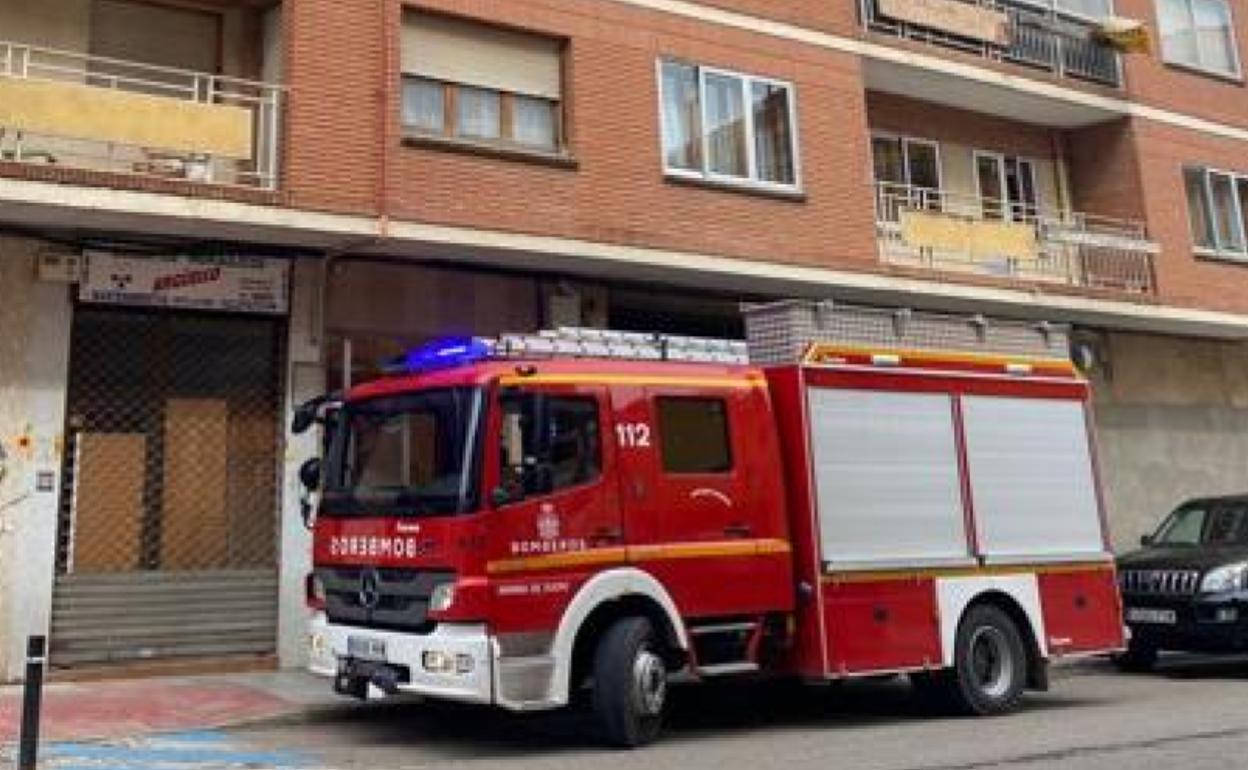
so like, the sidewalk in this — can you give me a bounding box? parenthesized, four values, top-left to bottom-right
(0, 671, 350, 745)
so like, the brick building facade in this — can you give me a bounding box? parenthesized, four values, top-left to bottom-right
(3, 0, 1248, 678)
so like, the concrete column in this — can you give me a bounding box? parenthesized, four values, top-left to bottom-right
(276, 257, 325, 669)
(0, 239, 72, 682)
(1091, 331, 1248, 552)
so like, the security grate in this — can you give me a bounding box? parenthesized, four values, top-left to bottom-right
(742, 300, 1071, 365)
(52, 307, 284, 665)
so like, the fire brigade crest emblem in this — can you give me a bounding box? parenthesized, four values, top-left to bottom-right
(537, 505, 560, 541)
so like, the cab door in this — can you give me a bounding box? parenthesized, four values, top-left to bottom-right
(612, 384, 788, 618)
(486, 384, 623, 633)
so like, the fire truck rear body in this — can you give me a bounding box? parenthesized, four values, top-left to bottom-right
(305, 307, 1125, 741)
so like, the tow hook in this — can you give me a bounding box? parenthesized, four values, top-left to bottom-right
(370, 666, 402, 696)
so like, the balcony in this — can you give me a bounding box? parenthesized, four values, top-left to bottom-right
(0, 41, 282, 190)
(861, 0, 1122, 88)
(875, 182, 1158, 294)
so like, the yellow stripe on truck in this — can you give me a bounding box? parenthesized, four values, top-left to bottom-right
(485, 538, 792, 575)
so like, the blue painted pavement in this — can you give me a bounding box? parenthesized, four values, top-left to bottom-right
(5, 730, 312, 770)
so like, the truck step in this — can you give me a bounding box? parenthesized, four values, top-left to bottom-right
(689, 622, 758, 636)
(696, 662, 760, 677)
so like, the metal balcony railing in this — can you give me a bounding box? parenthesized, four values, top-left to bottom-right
(0, 41, 282, 190)
(861, 0, 1122, 87)
(875, 182, 1157, 294)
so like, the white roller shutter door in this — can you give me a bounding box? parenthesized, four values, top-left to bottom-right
(807, 388, 972, 568)
(961, 396, 1105, 561)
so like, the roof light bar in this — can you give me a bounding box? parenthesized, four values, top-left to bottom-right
(386, 328, 749, 374)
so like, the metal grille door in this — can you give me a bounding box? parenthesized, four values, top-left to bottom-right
(51, 307, 284, 666)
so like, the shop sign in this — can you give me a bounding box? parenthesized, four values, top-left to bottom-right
(80, 252, 289, 315)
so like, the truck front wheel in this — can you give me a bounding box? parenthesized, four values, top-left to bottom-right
(943, 604, 1028, 716)
(592, 616, 667, 748)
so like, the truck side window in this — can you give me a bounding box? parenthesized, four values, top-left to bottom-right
(656, 397, 732, 474)
(500, 394, 602, 495)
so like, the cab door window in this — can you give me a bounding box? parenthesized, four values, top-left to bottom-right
(499, 393, 601, 498)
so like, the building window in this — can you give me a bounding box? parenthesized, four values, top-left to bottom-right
(1157, 0, 1241, 78)
(975, 152, 1040, 222)
(872, 134, 942, 220)
(656, 397, 733, 474)
(1024, 0, 1113, 19)
(659, 60, 799, 190)
(1184, 166, 1248, 258)
(400, 12, 564, 153)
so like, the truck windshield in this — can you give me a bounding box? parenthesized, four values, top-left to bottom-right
(322, 387, 483, 517)
(1153, 504, 1248, 546)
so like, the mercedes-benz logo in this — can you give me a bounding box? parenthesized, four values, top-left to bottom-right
(358, 568, 381, 610)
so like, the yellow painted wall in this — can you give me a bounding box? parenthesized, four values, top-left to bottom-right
(939, 142, 1061, 216)
(0, 78, 253, 158)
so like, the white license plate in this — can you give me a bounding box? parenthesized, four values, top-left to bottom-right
(347, 635, 387, 661)
(1127, 608, 1177, 625)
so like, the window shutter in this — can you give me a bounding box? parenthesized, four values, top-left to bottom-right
(401, 12, 562, 101)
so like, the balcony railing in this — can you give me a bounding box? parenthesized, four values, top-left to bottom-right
(0, 41, 282, 190)
(861, 0, 1122, 88)
(875, 182, 1158, 294)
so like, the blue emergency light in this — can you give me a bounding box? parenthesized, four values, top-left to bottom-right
(383, 337, 492, 375)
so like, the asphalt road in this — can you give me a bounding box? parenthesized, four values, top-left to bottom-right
(228, 657, 1248, 770)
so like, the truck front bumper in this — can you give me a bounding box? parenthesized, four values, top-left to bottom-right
(308, 613, 494, 705)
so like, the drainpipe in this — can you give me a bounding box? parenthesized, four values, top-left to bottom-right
(377, 0, 393, 240)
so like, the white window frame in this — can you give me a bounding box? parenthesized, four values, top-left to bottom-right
(1186, 165, 1248, 262)
(656, 59, 802, 193)
(870, 132, 944, 191)
(1012, 0, 1116, 23)
(1156, 0, 1243, 80)
(972, 149, 1041, 223)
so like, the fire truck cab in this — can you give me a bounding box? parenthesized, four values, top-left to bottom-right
(301, 302, 1124, 747)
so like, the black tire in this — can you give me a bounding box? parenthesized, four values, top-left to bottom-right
(592, 617, 667, 748)
(1113, 639, 1158, 673)
(942, 604, 1029, 716)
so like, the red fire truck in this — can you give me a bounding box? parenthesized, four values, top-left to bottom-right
(298, 301, 1124, 747)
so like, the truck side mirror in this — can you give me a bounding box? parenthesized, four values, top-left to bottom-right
(292, 401, 319, 435)
(292, 393, 343, 435)
(299, 457, 322, 492)
(1140, 534, 1155, 547)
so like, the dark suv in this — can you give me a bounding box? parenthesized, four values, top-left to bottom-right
(1116, 495, 1248, 671)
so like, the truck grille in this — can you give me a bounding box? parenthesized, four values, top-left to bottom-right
(317, 567, 454, 633)
(1119, 569, 1201, 596)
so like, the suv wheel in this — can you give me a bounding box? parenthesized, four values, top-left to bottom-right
(592, 617, 667, 748)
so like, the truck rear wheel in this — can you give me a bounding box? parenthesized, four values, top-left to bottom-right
(592, 616, 666, 748)
(944, 604, 1028, 716)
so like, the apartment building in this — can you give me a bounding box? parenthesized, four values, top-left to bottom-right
(2, 0, 1248, 679)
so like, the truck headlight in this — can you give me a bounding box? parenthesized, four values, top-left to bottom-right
(1200, 562, 1248, 593)
(429, 582, 455, 613)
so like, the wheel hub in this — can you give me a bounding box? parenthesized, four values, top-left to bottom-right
(968, 627, 1014, 699)
(633, 648, 667, 716)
